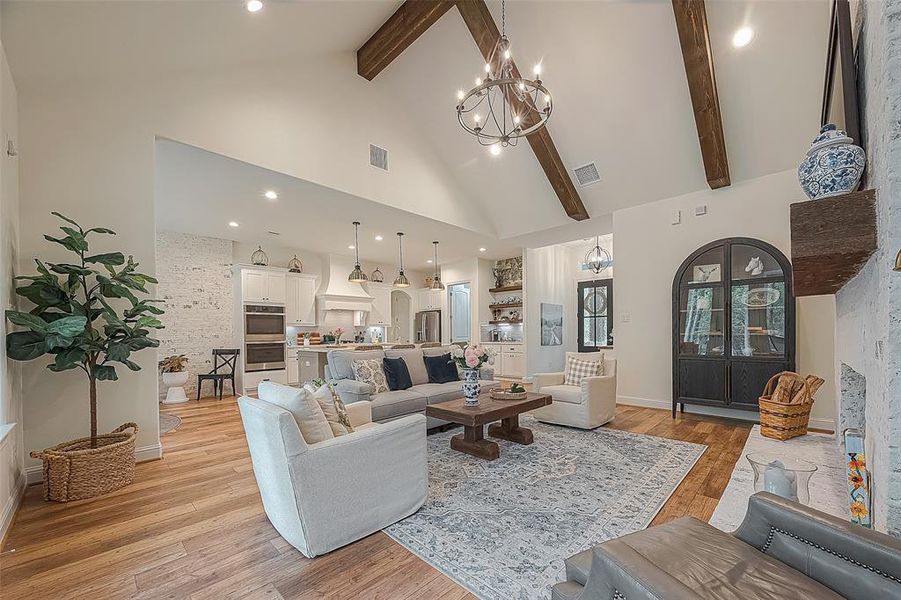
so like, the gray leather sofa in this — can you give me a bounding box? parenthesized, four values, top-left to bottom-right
(326, 345, 499, 428)
(553, 492, 901, 600)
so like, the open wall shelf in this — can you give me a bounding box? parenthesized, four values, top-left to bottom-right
(790, 189, 877, 296)
(489, 284, 522, 293)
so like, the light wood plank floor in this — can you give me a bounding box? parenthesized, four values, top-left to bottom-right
(1, 397, 751, 599)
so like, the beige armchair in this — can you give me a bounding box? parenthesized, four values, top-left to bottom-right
(531, 352, 616, 429)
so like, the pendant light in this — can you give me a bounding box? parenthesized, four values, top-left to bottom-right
(430, 241, 445, 290)
(393, 232, 410, 287)
(584, 235, 611, 275)
(348, 221, 368, 282)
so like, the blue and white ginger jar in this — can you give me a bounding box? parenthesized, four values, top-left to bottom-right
(797, 124, 866, 200)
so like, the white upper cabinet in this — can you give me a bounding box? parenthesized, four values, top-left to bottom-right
(241, 268, 287, 304)
(367, 284, 392, 326)
(417, 288, 443, 311)
(286, 274, 318, 325)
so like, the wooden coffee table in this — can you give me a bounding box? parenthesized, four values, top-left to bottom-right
(426, 392, 552, 460)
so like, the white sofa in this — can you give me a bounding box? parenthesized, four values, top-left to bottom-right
(531, 352, 617, 429)
(238, 385, 427, 558)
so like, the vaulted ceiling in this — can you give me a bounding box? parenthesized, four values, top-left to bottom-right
(3, 0, 830, 244)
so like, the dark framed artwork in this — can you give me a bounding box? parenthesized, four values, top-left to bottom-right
(540, 303, 563, 346)
(821, 0, 861, 145)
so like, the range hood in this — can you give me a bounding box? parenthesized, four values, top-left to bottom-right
(317, 254, 373, 312)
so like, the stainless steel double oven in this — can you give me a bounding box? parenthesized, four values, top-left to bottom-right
(244, 304, 286, 372)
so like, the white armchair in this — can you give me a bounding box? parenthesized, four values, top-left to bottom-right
(531, 353, 617, 429)
(238, 390, 427, 558)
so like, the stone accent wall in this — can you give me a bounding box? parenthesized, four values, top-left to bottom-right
(155, 231, 235, 399)
(835, 0, 901, 535)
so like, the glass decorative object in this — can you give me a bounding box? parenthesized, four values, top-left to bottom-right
(371, 267, 384, 283)
(747, 452, 817, 504)
(287, 254, 303, 273)
(251, 246, 269, 266)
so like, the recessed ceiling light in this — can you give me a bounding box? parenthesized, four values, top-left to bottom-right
(427, 259, 434, 264)
(246, 0, 263, 13)
(264, 190, 278, 200)
(479, 247, 487, 252)
(348, 245, 355, 250)
(732, 26, 754, 48)
(228, 221, 239, 227)
(375, 235, 383, 241)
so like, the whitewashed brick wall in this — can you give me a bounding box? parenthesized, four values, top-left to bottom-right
(155, 231, 235, 399)
(836, 0, 901, 535)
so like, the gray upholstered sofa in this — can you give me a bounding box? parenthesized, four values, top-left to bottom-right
(326, 345, 499, 428)
(553, 492, 901, 600)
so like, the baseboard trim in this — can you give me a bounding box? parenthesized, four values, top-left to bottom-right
(25, 442, 164, 485)
(616, 395, 835, 433)
(0, 471, 26, 548)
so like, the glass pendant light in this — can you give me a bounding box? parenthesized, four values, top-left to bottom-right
(584, 235, 611, 275)
(430, 241, 445, 290)
(393, 232, 410, 287)
(348, 221, 368, 282)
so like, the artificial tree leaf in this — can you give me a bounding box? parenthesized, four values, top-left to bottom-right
(122, 359, 141, 371)
(15, 282, 68, 308)
(54, 347, 86, 368)
(135, 316, 163, 329)
(106, 341, 131, 362)
(44, 333, 78, 350)
(124, 300, 165, 318)
(5, 310, 50, 333)
(48, 362, 81, 372)
(7, 331, 48, 360)
(85, 252, 125, 266)
(48, 263, 94, 276)
(93, 365, 118, 381)
(59, 227, 88, 248)
(51, 212, 83, 231)
(43, 234, 87, 253)
(126, 337, 159, 351)
(85, 227, 116, 235)
(46, 315, 87, 337)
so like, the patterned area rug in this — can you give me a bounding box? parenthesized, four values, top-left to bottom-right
(385, 416, 706, 600)
(159, 413, 182, 435)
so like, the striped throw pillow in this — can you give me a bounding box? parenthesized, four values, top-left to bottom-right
(563, 355, 603, 386)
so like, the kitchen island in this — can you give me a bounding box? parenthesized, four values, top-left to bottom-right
(292, 343, 427, 383)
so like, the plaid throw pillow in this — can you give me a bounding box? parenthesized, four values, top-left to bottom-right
(563, 355, 603, 386)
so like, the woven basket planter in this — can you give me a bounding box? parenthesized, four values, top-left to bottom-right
(758, 372, 813, 441)
(30, 422, 138, 502)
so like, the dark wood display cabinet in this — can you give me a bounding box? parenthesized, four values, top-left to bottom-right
(672, 238, 795, 417)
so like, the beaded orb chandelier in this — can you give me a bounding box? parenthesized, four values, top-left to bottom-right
(455, 0, 552, 154)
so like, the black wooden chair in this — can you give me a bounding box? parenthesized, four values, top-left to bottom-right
(197, 349, 239, 400)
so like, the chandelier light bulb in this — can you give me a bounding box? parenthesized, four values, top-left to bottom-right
(504, 49, 511, 60)
(473, 114, 481, 123)
(457, 89, 465, 100)
(513, 115, 521, 125)
(533, 63, 542, 76)
(518, 82, 526, 91)
(475, 77, 482, 86)
(246, 0, 263, 12)
(484, 63, 491, 73)
(490, 144, 502, 156)
(544, 93, 551, 103)
(732, 26, 755, 48)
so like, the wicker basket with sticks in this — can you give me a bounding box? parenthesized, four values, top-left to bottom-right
(758, 372, 824, 441)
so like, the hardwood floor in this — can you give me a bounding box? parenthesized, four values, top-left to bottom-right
(1, 398, 751, 599)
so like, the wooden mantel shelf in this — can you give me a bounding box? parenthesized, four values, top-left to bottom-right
(790, 189, 877, 296)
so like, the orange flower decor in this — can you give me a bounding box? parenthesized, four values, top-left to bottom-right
(849, 473, 865, 489)
(848, 457, 867, 471)
(850, 500, 869, 519)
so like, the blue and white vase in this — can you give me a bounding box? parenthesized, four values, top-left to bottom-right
(797, 124, 866, 200)
(462, 367, 481, 406)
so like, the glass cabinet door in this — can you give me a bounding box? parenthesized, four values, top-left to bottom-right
(731, 281, 786, 357)
(679, 286, 725, 356)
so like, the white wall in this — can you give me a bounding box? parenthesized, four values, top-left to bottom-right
(14, 53, 467, 472)
(0, 27, 23, 541)
(613, 169, 837, 431)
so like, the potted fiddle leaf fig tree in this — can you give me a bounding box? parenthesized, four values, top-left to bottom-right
(5, 212, 164, 502)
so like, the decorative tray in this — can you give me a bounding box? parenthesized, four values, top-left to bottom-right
(489, 389, 528, 401)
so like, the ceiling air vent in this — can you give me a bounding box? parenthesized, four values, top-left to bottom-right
(573, 162, 601, 187)
(369, 144, 389, 172)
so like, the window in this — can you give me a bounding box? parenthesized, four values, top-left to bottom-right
(577, 279, 613, 351)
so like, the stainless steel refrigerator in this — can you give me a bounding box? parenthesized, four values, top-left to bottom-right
(415, 310, 441, 343)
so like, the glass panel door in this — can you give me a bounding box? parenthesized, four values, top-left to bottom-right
(731, 281, 786, 357)
(679, 286, 725, 356)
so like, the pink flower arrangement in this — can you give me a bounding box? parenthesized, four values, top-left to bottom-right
(451, 343, 494, 370)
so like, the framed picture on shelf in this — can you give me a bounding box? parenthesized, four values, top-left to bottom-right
(692, 264, 721, 283)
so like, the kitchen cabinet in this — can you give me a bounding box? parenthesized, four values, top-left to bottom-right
(491, 343, 524, 378)
(286, 274, 317, 325)
(287, 354, 299, 385)
(367, 283, 392, 326)
(417, 288, 444, 311)
(241, 268, 286, 304)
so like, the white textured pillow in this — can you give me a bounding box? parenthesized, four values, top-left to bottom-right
(258, 381, 333, 444)
(352, 358, 389, 394)
(563, 355, 604, 386)
(311, 383, 354, 437)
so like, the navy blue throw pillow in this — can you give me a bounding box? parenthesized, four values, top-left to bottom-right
(383, 357, 413, 391)
(424, 353, 459, 384)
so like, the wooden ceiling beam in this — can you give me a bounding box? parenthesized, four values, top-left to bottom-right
(356, 0, 456, 81)
(672, 0, 730, 189)
(456, 0, 589, 221)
